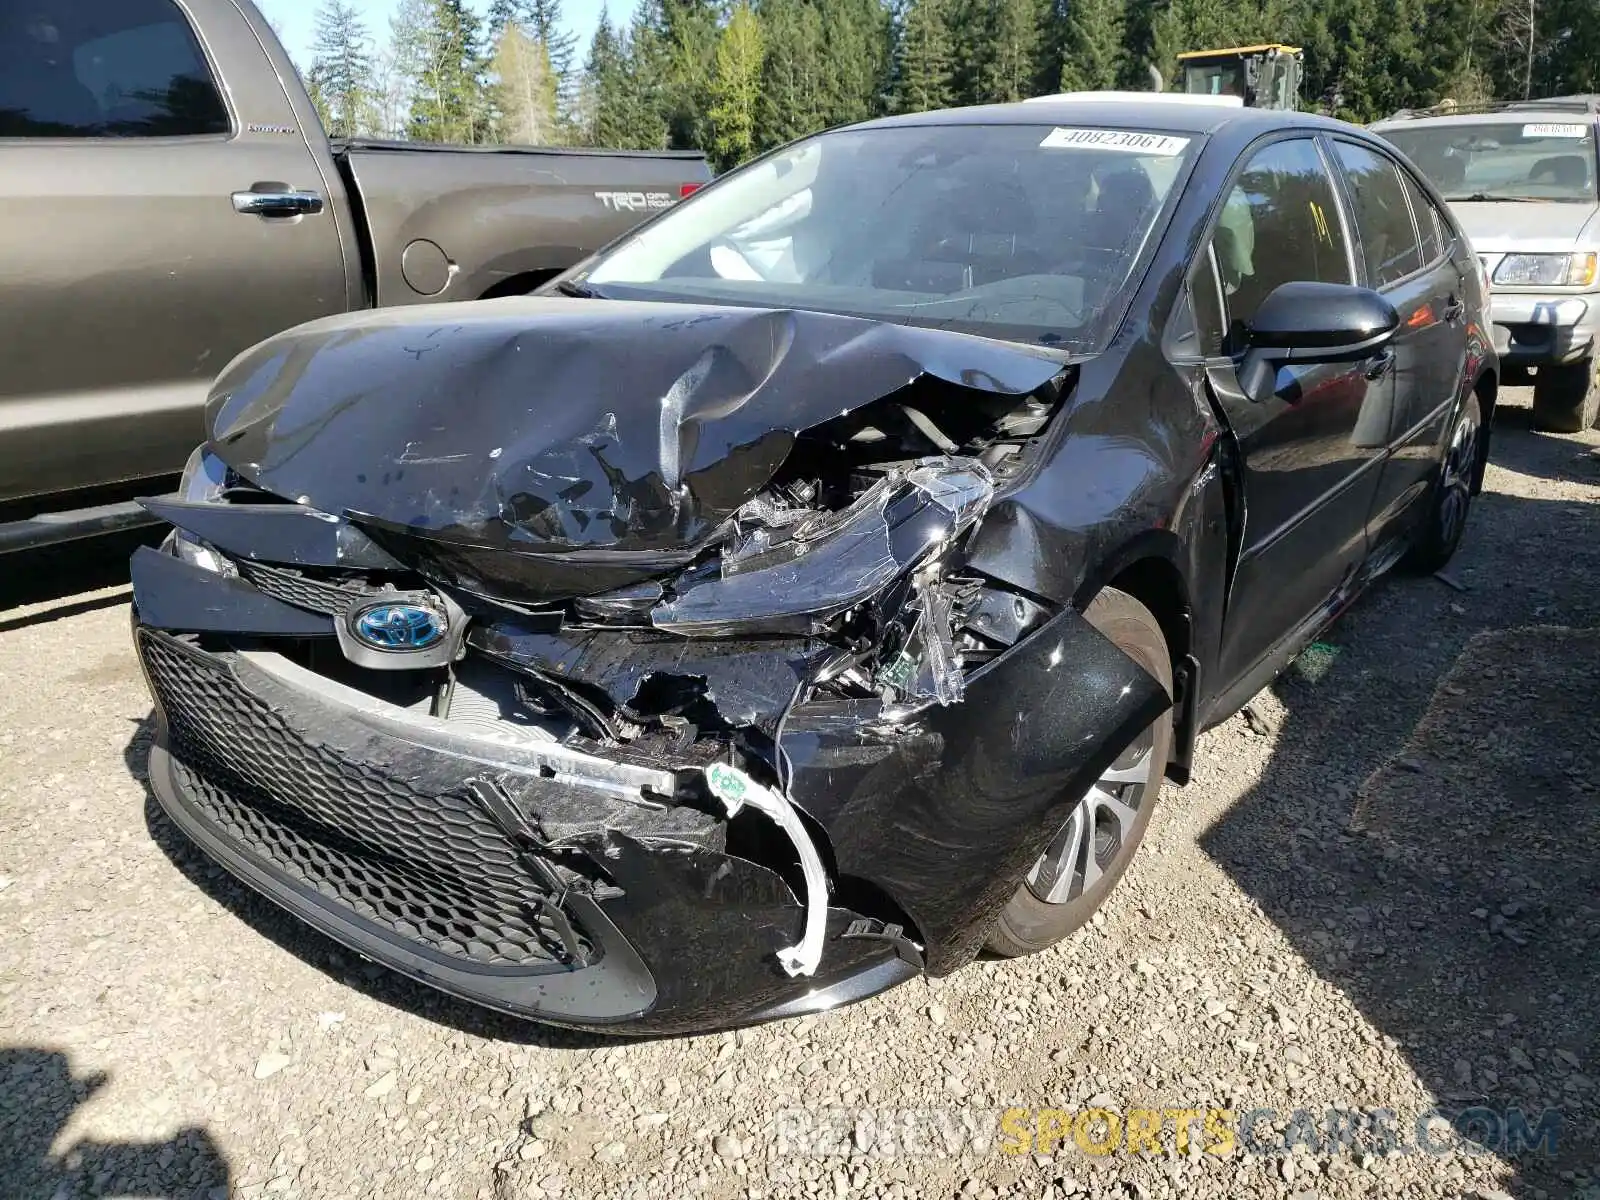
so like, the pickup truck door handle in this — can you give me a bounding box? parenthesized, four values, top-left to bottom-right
(1364, 348, 1397, 380)
(232, 187, 325, 218)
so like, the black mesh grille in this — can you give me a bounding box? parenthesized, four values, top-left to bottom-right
(235, 560, 374, 616)
(140, 631, 587, 968)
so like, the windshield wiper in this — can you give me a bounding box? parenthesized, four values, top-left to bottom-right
(554, 278, 606, 298)
(1442, 192, 1554, 203)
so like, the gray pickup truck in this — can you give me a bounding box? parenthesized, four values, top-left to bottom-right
(0, 0, 709, 552)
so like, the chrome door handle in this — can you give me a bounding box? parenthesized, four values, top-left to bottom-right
(232, 188, 324, 217)
(1364, 348, 1397, 380)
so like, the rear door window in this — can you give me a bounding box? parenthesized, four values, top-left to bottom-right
(0, 0, 230, 138)
(1400, 170, 1453, 263)
(1331, 141, 1425, 287)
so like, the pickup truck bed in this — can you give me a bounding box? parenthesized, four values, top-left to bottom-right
(330, 139, 706, 306)
(0, 0, 709, 551)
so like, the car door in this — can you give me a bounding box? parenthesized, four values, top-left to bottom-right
(1327, 136, 1469, 547)
(0, 0, 353, 505)
(1189, 136, 1392, 688)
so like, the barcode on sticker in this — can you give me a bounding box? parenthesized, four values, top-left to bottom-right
(1040, 128, 1191, 155)
(1523, 123, 1588, 138)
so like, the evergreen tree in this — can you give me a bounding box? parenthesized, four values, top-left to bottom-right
(487, 0, 577, 76)
(647, 0, 721, 150)
(949, 0, 1047, 105)
(818, 0, 894, 125)
(394, 0, 488, 143)
(520, 0, 1600, 154)
(1288, 0, 1384, 119)
(894, 0, 956, 112)
(755, 0, 828, 147)
(525, 0, 580, 80)
(487, 0, 521, 35)
(1548, 0, 1600, 92)
(986, 0, 1048, 101)
(306, 72, 336, 134)
(309, 0, 374, 138)
(584, 15, 628, 144)
(708, 2, 765, 168)
(1057, 0, 1126, 92)
(625, 0, 675, 147)
(491, 22, 562, 144)
(1117, 0, 1162, 88)
(583, 7, 669, 148)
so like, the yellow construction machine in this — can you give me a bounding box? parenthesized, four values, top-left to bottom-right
(1174, 44, 1304, 110)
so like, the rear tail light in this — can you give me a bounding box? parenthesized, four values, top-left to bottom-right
(680, 183, 703, 198)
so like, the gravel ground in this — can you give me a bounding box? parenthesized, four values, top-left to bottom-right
(1, 395, 1597, 1200)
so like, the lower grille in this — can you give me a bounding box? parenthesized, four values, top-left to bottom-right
(139, 631, 587, 969)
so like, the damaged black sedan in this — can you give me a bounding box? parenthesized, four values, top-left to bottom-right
(130, 97, 1493, 1034)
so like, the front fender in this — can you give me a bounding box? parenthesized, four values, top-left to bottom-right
(780, 605, 1171, 975)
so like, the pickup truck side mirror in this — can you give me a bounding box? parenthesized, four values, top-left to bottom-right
(1237, 281, 1400, 404)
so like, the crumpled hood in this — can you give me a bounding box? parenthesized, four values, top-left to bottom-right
(1451, 200, 1600, 253)
(206, 297, 1067, 557)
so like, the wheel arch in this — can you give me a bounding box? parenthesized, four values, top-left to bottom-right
(1074, 533, 1197, 785)
(1470, 365, 1498, 495)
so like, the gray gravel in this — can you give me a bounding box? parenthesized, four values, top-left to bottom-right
(1, 394, 1597, 1200)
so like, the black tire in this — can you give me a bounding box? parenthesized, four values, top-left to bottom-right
(1531, 358, 1600, 433)
(1404, 394, 1481, 574)
(986, 588, 1173, 957)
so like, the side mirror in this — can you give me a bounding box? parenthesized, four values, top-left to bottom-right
(1238, 281, 1400, 403)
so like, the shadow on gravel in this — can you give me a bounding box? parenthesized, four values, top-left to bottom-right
(123, 716, 618, 1051)
(1484, 405, 1600, 488)
(0, 527, 162, 627)
(0, 1047, 230, 1198)
(1202, 424, 1600, 1199)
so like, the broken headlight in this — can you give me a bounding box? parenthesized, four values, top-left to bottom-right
(647, 458, 996, 715)
(171, 445, 232, 575)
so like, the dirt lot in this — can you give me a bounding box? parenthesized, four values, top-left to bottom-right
(1, 396, 1596, 1200)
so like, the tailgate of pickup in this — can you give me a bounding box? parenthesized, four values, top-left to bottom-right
(332, 140, 711, 306)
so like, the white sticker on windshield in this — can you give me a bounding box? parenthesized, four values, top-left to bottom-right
(1040, 128, 1191, 155)
(1523, 122, 1588, 138)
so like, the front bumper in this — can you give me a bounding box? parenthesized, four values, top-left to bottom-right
(128, 512, 1168, 1033)
(1490, 291, 1598, 365)
(134, 623, 917, 1034)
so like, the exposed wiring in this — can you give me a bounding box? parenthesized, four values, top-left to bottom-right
(772, 668, 810, 795)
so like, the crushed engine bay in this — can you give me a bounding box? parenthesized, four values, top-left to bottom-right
(189, 299, 1077, 752)
(131, 299, 1171, 1031)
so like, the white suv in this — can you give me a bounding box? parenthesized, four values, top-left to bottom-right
(1374, 97, 1600, 431)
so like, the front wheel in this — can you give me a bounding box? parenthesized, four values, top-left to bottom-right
(986, 588, 1173, 957)
(1531, 358, 1600, 432)
(1404, 394, 1481, 574)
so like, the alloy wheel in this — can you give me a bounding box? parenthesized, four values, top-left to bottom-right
(1025, 723, 1159, 905)
(1438, 407, 1479, 546)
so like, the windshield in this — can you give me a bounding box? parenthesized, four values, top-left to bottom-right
(1382, 121, 1598, 202)
(582, 123, 1198, 350)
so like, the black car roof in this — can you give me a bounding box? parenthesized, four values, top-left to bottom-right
(852, 96, 1353, 139)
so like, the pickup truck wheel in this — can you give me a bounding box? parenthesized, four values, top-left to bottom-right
(1531, 358, 1600, 432)
(986, 588, 1172, 958)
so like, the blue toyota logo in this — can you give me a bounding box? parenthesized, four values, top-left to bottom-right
(351, 602, 447, 652)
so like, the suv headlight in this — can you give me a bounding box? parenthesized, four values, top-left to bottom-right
(1493, 252, 1598, 287)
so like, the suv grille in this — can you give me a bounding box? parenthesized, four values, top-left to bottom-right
(139, 631, 588, 969)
